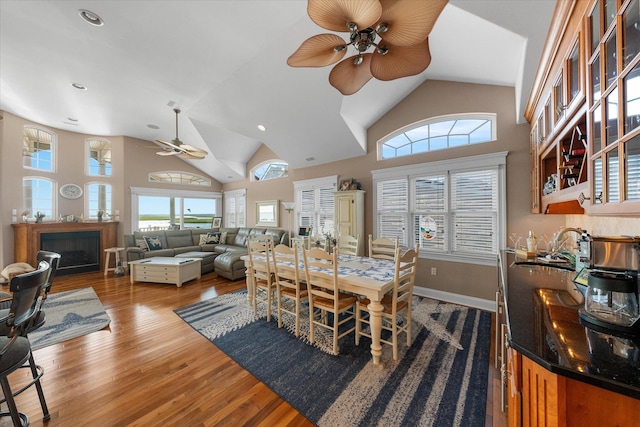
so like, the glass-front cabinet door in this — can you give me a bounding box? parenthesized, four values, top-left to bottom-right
(588, 0, 640, 213)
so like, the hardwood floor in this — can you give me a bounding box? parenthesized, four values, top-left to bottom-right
(1, 271, 506, 426)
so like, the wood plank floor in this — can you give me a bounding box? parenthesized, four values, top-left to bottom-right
(0, 271, 507, 426)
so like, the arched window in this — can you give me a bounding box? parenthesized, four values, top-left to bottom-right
(23, 126, 55, 171)
(87, 138, 112, 176)
(86, 182, 112, 219)
(148, 171, 211, 186)
(251, 160, 289, 182)
(23, 177, 54, 219)
(378, 113, 497, 160)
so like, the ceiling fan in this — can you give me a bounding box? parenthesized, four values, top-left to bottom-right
(287, 0, 448, 95)
(155, 108, 208, 160)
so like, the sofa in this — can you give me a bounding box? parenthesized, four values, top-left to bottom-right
(123, 227, 289, 280)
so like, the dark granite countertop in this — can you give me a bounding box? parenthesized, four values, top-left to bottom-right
(499, 250, 640, 399)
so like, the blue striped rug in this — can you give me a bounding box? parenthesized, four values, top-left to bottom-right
(175, 291, 491, 426)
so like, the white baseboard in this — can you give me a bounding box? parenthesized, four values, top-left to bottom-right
(413, 287, 495, 312)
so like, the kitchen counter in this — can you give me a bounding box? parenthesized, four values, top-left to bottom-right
(499, 250, 640, 399)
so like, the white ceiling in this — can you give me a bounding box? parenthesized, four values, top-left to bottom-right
(0, 0, 556, 183)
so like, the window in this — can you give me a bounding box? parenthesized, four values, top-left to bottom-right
(224, 189, 246, 228)
(378, 114, 496, 160)
(251, 160, 289, 182)
(293, 176, 337, 236)
(148, 171, 211, 186)
(372, 152, 507, 265)
(86, 138, 112, 176)
(23, 126, 55, 171)
(130, 187, 222, 231)
(23, 177, 54, 219)
(86, 183, 112, 219)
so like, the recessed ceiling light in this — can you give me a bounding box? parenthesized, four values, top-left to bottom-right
(71, 83, 87, 90)
(78, 9, 104, 26)
(257, 124, 266, 132)
(147, 124, 160, 130)
(305, 157, 315, 161)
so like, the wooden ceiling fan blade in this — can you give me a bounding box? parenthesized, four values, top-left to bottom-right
(157, 150, 179, 156)
(155, 138, 181, 150)
(371, 38, 431, 81)
(180, 145, 208, 156)
(329, 54, 373, 95)
(377, 0, 448, 46)
(308, 0, 382, 32)
(287, 34, 347, 67)
(179, 151, 206, 160)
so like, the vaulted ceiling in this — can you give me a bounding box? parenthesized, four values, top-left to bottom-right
(0, 1, 555, 183)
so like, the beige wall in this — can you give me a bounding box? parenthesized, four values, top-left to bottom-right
(0, 111, 220, 266)
(225, 79, 566, 302)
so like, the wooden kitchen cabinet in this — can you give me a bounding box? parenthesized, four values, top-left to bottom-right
(526, 0, 640, 215)
(507, 349, 640, 427)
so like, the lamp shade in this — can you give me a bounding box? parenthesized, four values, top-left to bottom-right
(282, 202, 295, 211)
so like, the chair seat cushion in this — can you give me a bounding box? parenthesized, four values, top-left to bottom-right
(0, 336, 31, 376)
(281, 287, 308, 299)
(313, 293, 357, 310)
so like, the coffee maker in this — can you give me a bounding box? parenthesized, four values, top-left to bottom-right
(578, 236, 640, 335)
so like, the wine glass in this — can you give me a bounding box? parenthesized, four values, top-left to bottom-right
(509, 233, 522, 251)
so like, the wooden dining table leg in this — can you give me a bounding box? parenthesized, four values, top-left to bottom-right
(368, 299, 384, 365)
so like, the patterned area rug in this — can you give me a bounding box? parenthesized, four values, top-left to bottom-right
(175, 290, 491, 426)
(29, 287, 111, 350)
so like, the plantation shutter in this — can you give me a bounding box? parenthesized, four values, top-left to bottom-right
(298, 188, 315, 229)
(224, 189, 245, 228)
(376, 178, 408, 246)
(318, 186, 335, 232)
(451, 169, 498, 254)
(412, 175, 447, 251)
(294, 176, 338, 236)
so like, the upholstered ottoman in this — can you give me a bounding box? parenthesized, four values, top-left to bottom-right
(213, 250, 247, 281)
(175, 251, 217, 275)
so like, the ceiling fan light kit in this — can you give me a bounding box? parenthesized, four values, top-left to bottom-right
(155, 108, 208, 160)
(287, 0, 448, 95)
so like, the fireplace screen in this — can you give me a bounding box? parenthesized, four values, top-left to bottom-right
(40, 231, 100, 275)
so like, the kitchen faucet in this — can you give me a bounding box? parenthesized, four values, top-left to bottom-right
(550, 227, 585, 260)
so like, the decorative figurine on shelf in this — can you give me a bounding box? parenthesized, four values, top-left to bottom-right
(21, 210, 30, 223)
(35, 211, 45, 223)
(97, 210, 104, 222)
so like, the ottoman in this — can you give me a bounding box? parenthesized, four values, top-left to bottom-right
(175, 251, 217, 275)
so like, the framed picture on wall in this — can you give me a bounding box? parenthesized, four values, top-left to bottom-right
(211, 217, 222, 228)
(256, 200, 279, 227)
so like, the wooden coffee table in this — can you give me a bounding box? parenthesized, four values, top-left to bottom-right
(128, 257, 201, 287)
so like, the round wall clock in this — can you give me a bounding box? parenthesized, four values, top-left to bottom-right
(60, 183, 83, 199)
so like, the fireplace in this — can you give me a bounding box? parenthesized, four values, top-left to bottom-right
(40, 231, 101, 275)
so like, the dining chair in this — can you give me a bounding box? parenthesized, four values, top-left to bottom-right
(272, 242, 308, 337)
(302, 247, 357, 355)
(337, 234, 359, 256)
(355, 245, 419, 360)
(368, 235, 399, 260)
(0, 260, 51, 426)
(247, 240, 276, 321)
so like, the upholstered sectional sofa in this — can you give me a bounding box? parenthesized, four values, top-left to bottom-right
(123, 227, 289, 281)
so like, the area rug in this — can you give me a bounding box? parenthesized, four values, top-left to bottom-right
(29, 287, 111, 351)
(175, 291, 491, 427)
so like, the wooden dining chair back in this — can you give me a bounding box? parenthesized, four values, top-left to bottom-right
(0, 260, 51, 425)
(302, 247, 357, 355)
(368, 235, 399, 260)
(356, 245, 419, 360)
(337, 234, 359, 256)
(247, 239, 276, 321)
(272, 243, 308, 337)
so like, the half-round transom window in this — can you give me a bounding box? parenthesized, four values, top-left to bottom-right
(378, 113, 497, 160)
(251, 160, 289, 182)
(149, 171, 211, 186)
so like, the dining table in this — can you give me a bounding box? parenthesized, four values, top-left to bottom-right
(243, 252, 398, 365)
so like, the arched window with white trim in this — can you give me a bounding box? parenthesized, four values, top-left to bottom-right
(251, 159, 288, 182)
(23, 126, 55, 171)
(23, 177, 55, 219)
(378, 113, 497, 160)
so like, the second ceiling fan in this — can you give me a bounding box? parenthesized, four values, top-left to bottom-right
(156, 108, 208, 160)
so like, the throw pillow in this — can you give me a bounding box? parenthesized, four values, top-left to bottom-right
(220, 231, 227, 244)
(198, 234, 208, 245)
(205, 232, 222, 244)
(143, 236, 163, 251)
(136, 238, 149, 251)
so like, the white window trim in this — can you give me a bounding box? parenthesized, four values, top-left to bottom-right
(23, 125, 56, 173)
(23, 176, 57, 219)
(130, 186, 222, 231)
(85, 138, 113, 177)
(250, 159, 289, 182)
(85, 181, 112, 219)
(148, 171, 211, 186)
(372, 152, 507, 266)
